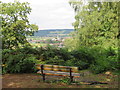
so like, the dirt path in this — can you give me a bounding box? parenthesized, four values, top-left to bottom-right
(2, 72, 119, 88)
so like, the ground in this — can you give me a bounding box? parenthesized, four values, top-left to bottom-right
(2, 71, 119, 88)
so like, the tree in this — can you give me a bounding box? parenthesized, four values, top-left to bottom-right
(69, 0, 118, 49)
(0, 1, 38, 49)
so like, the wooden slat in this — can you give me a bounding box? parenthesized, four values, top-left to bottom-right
(44, 73, 80, 78)
(36, 67, 78, 73)
(36, 64, 78, 70)
(37, 70, 80, 78)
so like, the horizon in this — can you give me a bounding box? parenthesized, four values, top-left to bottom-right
(38, 28, 74, 30)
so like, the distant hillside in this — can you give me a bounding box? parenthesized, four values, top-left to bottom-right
(33, 29, 74, 37)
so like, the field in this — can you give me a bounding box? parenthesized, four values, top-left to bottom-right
(30, 43, 47, 48)
(27, 36, 67, 48)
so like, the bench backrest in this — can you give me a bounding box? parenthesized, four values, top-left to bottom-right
(36, 64, 79, 73)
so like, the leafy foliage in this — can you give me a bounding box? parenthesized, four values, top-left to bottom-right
(69, 1, 118, 48)
(2, 48, 37, 74)
(1, 1, 119, 75)
(1, 1, 38, 49)
(67, 0, 119, 74)
(89, 47, 119, 74)
(2, 45, 119, 74)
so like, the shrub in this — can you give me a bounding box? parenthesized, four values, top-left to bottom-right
(2, 49, 37, 74)
(36, 46, 71, 63)
(89, 47, 119, 74)
(70, 47, 96, 69)
(64, 59, 75, 66)
(64, 58, 89, 69)
(17, 46, 38, 55)
(45, 56, 64, 65)
(107, 56, 119, 71)
(89, 58, 110, 74)
(2, 45, 118, 74)
(55, 48, 71, 61)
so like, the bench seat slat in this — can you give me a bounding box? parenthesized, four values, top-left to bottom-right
(37, 70, 80, 78)
(36, 64, 78, 70)
(36, 67, 78, 73)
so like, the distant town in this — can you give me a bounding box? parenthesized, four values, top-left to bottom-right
(27, 29, 73, 48)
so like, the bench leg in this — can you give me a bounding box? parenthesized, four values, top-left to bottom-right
(70, 76, 73, 83)
(41, 65, 45, 82)
(69, 68, 73, 83)
(42, 74, 45, 81)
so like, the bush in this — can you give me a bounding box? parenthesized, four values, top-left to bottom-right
(17, 46, 38, 55)
(55, 48, 71, 61)
(106, 56, 119, 71)
(70, 47, 96, 69)
(45, 56, 64, 65)
(89, 47, 119, 74)
(89, 58, 110, 74)
(2, 49, 37, 74)
(2, 45, 118, 74)
(64, 59, 75, 66)
(64, 58, 89, 69)
(36, 46, 71, 63)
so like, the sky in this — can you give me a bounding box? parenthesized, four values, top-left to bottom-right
(2, 0, 75, 30)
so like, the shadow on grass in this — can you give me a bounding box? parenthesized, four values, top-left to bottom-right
(37, 78, 108, 86)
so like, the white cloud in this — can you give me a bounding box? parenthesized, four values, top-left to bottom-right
(1, 0, 75, 30)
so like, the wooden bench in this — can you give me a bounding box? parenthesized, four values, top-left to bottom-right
(36, 64, 81, 82)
